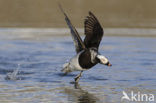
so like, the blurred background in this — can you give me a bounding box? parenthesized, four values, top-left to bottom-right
(0, 0, 156, 37)
(0, 0, 156, 28)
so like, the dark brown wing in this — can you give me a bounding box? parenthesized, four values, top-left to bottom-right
(84, 11, 103, 49)
(59, 4, 85, 53)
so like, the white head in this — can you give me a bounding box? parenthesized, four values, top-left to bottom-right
(97, 55, 112, 66)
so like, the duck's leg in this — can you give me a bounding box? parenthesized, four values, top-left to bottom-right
(75, 71, 83, 83)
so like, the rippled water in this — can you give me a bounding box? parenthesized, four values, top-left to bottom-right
(0, 30, 156, 103)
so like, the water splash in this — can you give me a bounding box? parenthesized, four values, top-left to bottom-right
(5, 64, 20, 80)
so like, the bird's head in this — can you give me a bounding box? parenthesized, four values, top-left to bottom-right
(96, 55, 112, 66)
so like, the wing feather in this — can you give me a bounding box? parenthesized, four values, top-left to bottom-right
(59, 4, 85, 53)
(84, 11, 104, 49)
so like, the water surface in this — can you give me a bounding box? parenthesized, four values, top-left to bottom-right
(0, 30, 156, 103)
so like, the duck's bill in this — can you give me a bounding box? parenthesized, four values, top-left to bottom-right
(107, 63, 112, 66)
(105, 61, 112, 66)
(105, 62, 112, 66)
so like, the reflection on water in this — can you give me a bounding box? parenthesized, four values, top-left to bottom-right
(64, 83, 100, 103)
(0, 29, 155, 102)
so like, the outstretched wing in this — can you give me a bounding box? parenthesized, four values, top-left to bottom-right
(84, 11, 103, 49)
(59, 4, 85, 53)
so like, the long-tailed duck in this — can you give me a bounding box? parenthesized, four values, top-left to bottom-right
(59, 5, 112, 83)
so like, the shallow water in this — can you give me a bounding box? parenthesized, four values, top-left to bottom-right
(0, 31, 156, 103)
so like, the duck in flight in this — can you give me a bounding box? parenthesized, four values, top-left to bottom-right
(59, 5, 112, 83)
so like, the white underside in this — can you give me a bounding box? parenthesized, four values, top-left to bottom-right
(62, 51, 86, 73)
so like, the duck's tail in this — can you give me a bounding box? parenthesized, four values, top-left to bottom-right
(61, 63, 72, 74)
